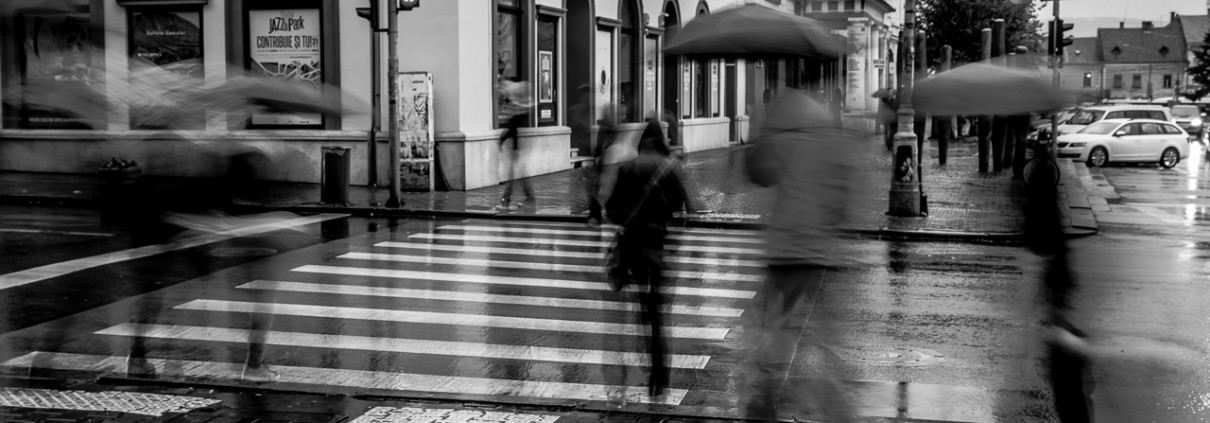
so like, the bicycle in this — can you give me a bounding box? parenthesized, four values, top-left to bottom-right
(1023, 130, 1061, 187)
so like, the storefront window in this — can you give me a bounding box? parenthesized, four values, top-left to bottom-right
(246, 7, 323, 127)
(496, 0, 525, 127)
(693, 60, 706, 117)
(643, 36, 658, 119)
(618, 0, 641, 123)
(536, 18, 557, 126)
(2, 0, 99, 129)
(128, 8, 203, 130)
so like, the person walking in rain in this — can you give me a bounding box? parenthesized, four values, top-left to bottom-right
(496, 79, 536, 211)
(741, 89, 864, 422)
(606, 118, 690, 399)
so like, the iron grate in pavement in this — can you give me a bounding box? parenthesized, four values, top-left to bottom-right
(0, 387, 220, 417)
(348, 406, 560, 423)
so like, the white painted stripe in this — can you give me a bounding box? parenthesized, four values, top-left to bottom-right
(238, 280, 744, 318)
(174, 300, 730, 340)
(1, 352, 687, 405)
(437, 225, 763, 244)
(292, 265, 757, 299)
(0, 228, 116, 237)
(409, 233, 764, 255)
(0, 214, 348, 291)
(370, 242, 766, 268)
(336, 252, 764, 282)
(463, 219, 758, 236)
(97, 323, 711, 369)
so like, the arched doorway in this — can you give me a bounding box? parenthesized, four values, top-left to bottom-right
(661, 0, 680, 145)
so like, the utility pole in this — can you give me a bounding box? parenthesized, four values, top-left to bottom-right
(356, 1, 383, 187)
(889, 0, 920, 216)
(939, 45, 951, 165)
(979, 28, 992, 173)
(1048, 0, 1061, 161)
(385, 0, 404, 207)
(991, 19, 1006, 172)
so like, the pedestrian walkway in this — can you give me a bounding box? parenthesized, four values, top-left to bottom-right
(0, 136, 1096, 239)
(0, 219, 1042, 422)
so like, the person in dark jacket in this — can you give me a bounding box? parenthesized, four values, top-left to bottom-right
(605, 118, 689, 399)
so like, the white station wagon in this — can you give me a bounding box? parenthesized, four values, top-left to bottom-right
(1056, 119, 1190, 169)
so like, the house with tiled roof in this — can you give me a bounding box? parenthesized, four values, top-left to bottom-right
(1098, 20, 1188, 100)
(1059, 37, 1104, 104)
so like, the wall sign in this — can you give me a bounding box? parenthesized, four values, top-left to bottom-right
(248, 8, 323, 126)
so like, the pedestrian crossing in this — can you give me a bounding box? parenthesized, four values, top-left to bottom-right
(3, 219, 766, 407)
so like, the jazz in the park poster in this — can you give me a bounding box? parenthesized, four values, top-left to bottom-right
(248, 9, 322, 126)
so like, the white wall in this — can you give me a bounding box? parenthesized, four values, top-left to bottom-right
(103, 1, 128, 131)
(203, 1, 227, 130)
(338, 0, 373, 131)
(397, 0, 493, 133)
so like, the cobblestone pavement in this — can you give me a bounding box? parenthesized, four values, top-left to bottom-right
(0, 136, 1025, 235)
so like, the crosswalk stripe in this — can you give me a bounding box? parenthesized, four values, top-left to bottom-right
(1, 352, 688, 405)
(96, 323, 712, 369)
(370, 242, 766, 268)
(408, 234, 764, 255)
(437, 225, 764, 244)
(336, 252, 764, 282)
(464, 219, 758, 237)
(175, 300, 731, 340)
(292, 265, 757, 299)
(239, 280, 745, 318)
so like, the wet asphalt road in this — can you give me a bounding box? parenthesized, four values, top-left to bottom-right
(0, 189, 1206, 423)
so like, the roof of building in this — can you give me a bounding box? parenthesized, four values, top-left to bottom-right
(1097, 22, 1187, 64)
(1177, 14, 1209, 50)
(1064, 37, 1101, 64)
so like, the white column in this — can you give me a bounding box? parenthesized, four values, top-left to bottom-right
(845, 18, 869, 111)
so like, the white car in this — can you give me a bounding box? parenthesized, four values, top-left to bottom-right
(1056, 119, 1189, 169)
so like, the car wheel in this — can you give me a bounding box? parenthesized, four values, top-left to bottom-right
(1160, 147, 1180, 169)
(1088, 146, 1109, 167)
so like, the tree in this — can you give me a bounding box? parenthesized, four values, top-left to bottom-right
(917, 0, 1046, 70)
(1184, 30, 1210, 102)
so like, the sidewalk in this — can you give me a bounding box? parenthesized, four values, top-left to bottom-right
(0, 136, 1098, 241)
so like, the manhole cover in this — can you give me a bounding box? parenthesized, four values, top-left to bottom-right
(205, 247, 278, 257)
(840, 345, 946, 367)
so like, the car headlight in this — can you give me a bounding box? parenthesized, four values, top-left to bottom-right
(1069, 142, 1086, 147)
(1193, 119, 1203, 126)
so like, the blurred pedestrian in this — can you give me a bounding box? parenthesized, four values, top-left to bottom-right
(741, 90, 861, 423)
(831, 87, 844, 128)
(606, 118, 690, 399)
(497, 79, 536, 211)
(879, 92, 899, 150)
(1023, 154, 1093, 422)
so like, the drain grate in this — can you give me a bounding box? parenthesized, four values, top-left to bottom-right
(839, 345, 946, 367)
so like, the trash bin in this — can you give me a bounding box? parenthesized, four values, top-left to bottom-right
(321, 147, 350, 204)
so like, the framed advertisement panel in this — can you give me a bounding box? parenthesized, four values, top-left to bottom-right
(246, 7, 323, 128)
(19, 13, 95, 129)
(128, 8, 204, 129)
(399, 72, 434, 192)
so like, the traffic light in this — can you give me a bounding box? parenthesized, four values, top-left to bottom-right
(398, 0, 419, 10)
(1047, 19, 1075, 68)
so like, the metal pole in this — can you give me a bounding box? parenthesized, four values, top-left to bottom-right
(888, 0, 920, 216)
(1049, 0, 1060, 161)
(939, 45, 951, 165)
(386, 0, 403, 207)
(991, 19, 1006, 172)
(979, 28, 992, 173)
(367, 0, 381, 187)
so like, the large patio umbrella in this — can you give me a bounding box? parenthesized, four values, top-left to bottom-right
(913, 62, 1065, 116)
(663, 4, 844, 59)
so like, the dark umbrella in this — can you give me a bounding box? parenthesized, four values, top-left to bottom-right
(913, 62, 1065, 116)
(663, 4, 844, 59)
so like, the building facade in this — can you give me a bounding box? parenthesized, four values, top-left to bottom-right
(1098, 21, 1187, 101)
(1058, 37, 1104, 105)
(0, 0, 883, 191)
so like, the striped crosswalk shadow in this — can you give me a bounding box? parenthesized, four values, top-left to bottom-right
(5, 220, 764, 408)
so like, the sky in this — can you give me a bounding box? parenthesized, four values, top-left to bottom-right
(1039, 0, 1206, 21)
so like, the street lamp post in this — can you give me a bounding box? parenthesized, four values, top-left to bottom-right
(889, 0, 920, 216)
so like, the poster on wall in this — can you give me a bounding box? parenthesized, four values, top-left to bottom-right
(681, 62, 692, 118)
(129, 9, 203, 129)
(21, 13, 93, 128)
(248, 8, 323, 126)
(537, 50, 555, 123)
(399, 72, 435, 192)
(595, 30, 614, 123)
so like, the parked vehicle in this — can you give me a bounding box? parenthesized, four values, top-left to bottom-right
(1056, 104, 1171, 137)
(1056, 118, 1189, 168)
(1169, 104, 1205, 141)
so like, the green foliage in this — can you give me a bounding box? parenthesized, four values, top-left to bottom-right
(917, 0, 1046, 69)
(1184, 30, 1210, 101)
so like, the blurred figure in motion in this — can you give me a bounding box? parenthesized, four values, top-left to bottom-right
(1023, 153, 1093, 422)
(741, 90, 861, 423)
(569, 85, 616, 226)
(606, 118, 690, 399)
(497, 80, 537, 211)
(878, 91, 899, 151)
